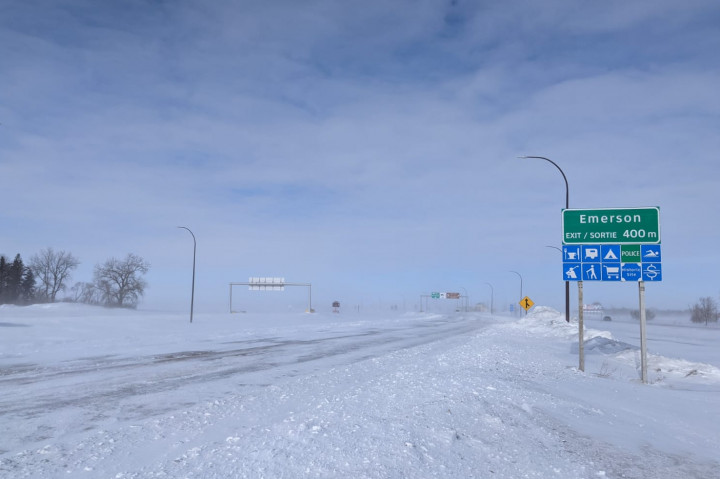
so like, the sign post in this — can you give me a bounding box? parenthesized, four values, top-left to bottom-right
(578, 281, 584, 372)
(639, 281, 648, 383)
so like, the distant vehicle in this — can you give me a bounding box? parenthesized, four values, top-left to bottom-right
(603, 315, 612, 321)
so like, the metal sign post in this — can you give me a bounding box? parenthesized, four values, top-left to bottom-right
(639, 281, 648, 383)
(578, 281, 584, 372)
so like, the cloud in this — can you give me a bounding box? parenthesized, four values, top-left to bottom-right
(1, 0, 719, 311)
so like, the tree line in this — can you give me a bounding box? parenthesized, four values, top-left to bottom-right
(0, 248, 150, 308)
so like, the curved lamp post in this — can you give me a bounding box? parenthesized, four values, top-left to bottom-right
(519, 156, 570, 323)
(460, 286, 469, 312)
(484, 282, 494, 315)
(509, 270, 523, 315)
(178, 226, 196, 323)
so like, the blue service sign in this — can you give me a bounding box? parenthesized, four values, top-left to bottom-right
(562, 244, 661, 282)
(642, 263, 662, 281)
(621, 263, 642, 281)
(582, 263, 602, 281)
(642, 245, 661, 262)
(601, 245, 621, 262)
(563, 245, 581, 262)
(601, 262, 622, 281)
(582, 245, 602, 263)
(563, 262, 582, 281)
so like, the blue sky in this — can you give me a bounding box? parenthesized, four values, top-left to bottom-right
(2, 0, 719, 313)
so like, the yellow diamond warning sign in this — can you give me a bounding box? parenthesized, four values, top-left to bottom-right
(519, 296, 534, 311)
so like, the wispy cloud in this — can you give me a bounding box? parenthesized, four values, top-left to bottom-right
(1, 0, 719, 311)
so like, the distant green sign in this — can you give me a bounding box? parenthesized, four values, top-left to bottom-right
(562, 207, 660, 245)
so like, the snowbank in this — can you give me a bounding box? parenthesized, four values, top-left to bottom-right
(1, 305, 718, 478)
(514, 306, 720, 388)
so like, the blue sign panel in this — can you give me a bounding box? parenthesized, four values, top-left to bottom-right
(641, 245, 661, 262)
(621, 263, 642, 281)
(642, 263, 662, 281)
(563, 263, 582, 281)
(582, 263, 602, 281)
(561, 244, 661, 282)
(601, 263, 622, 281)
(582, 245, 602, 263)
(601, 245, 621, 262)
(563, 245, 581, 262)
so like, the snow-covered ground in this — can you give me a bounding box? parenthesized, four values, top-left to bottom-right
(1, 303, 718, 478)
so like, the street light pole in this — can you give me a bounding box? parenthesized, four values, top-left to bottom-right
(460, 286, 469, 312)
(519, 156, 570, 323)
(484, 282, 494, 315)
(509, 270, 523, 315)
(178, 226, 196, 323)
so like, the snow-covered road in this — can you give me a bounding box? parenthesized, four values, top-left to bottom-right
(1, 304, 719, 478)
(1, 311, 484, 455)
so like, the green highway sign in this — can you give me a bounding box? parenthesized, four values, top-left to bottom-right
(562, 207, 660, 245)
(620, 245, 642, 263)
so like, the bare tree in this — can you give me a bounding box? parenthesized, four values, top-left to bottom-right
(690, 297, 718, 325)
(93, 253, 150, 308)
(69, 282, 101, 305)
(630, 309, 656, 321)
(30, 248, 80, 302)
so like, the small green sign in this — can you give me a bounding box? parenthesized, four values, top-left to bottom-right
(562, 207, 660, 245)
(620, 245, 642, 263)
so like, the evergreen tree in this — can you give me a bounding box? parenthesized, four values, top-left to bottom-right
(6, 254, 25, 304)
(0, 256, 7, 304)
(21, 267, 36, 304)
